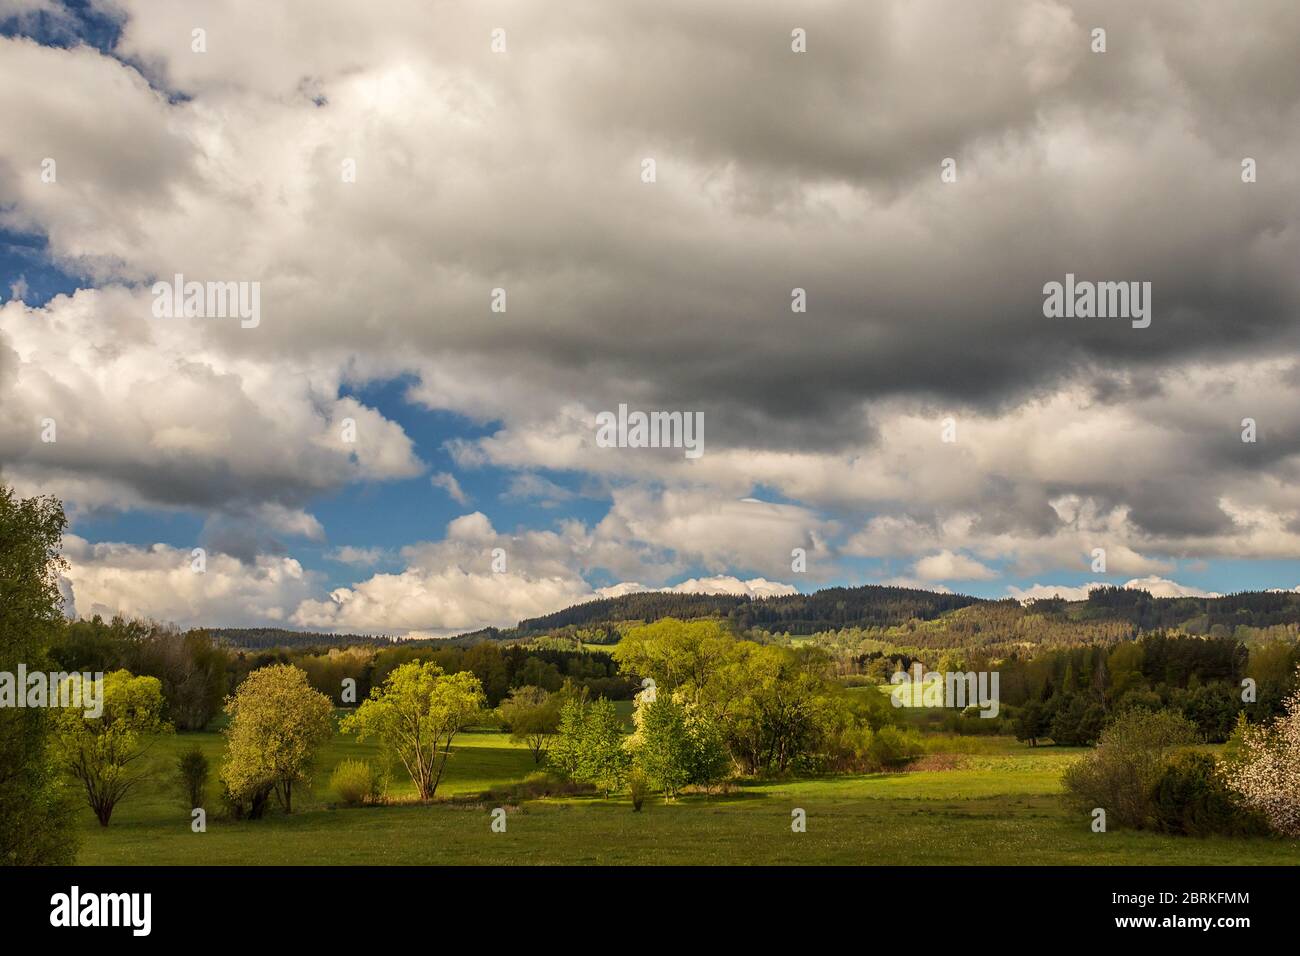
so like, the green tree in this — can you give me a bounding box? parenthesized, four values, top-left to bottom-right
(341, 661, 485, 800)
(221, 664, 334, 814)
(630, 695, 729, 799)
(612, 618, 734, 704)
(550, 695, 630, 795)
(0, 489, 78, 862)
(710, 643, 834, 774)
(1049, 693, 1106, 746)
(498, 685, 562, 764)
(1014, 700, 1048, 747)
(51, 670, 171, 826)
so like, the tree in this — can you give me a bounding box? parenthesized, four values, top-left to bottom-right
(630, 694, 729, 799)
(51, 671, 171, 826)
(1061, 709, 1197, 829)
(612, 618, 734, 703)
(550, 695, 631, 795)
(221, 664, 334, 814)
(1223, 665, 1300, 836)
(463, 642, 510, 706)
(1176, 683, 1241, 743)
(0, 488, 78, 862)
(1014, 700, 1048, 747)
(710, 643, 834, 774)
(498, 685, 561, 764)
(1049, 693, 1106, 746)
(340, 661, 485, 800)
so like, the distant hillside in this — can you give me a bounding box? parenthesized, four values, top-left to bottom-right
(204, 627, 497, 650)
(516, 585, 984, 636)
(203, 585, 1300, 651)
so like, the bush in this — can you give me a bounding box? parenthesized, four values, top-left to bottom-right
(1061, 709, 1197, 830)
(865, 725, 924, 770)
(1222, 666, 1300, 836)
(466, 771, 593, 806)
(176, 745, 209, 811)
(628, 770, 648, 812)
(331, 759, 383, 806)
(1151, 752, 1266, 837)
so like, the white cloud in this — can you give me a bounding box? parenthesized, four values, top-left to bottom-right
(913, 550, 998, 582)
(431, 472, 470, 505)
(598, 576, 798, 600)
(60, 534, 319, 629)
(1007, 577, 1221, 603)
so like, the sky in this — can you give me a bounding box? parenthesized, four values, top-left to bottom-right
(3, 0, 1300, 637)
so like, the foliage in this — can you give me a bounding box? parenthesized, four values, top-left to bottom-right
(220, 664, 334, 815)
(497, 685, 562, 763)
(51, 670, 172, 826)
(1151, 752, 1264, 837)
(1222, 665, 1300, 836)
(176, 744, 209, 811)
(1061, 709, 1197, 830)
(628, 694, 729, 798)
(1014, 700, 1048, 747)
(1049, 694, 1106, 746)
(627, 769, 648, 811)
(549, 695, 631, 794)
(0, 488, 78, 863)
(330, 759, 385, 806)
(613, 618, 735, 703)
(340, 661, 485, 800)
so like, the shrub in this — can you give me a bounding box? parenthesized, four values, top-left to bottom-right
(1222, 665, 1300, 836)
(1151, 752, 1266, 837)
(331, 759, 383, 807)
(176, 745, 209, 811)
(1061, 709, 1197, 830)
(628, 770, 648, 812)
(865, 725, 924, 770)
(466, 771, 593, 806)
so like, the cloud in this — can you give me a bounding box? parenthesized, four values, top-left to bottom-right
(290, 512, 597, 637)
(0, 289, 423, 522)
(502, 472, 576, 508)
(1008, 577, 1221, 602)
(59, 534, 319, 629)
(598, 576, 798, 600)
(912, 550, 999, 582)
(4, 2, 1300, 619)
(326, 545, 386, 566)
(430, 472, 470, 505)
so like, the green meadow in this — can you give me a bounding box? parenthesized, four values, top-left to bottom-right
(76, 729, 1300, 866)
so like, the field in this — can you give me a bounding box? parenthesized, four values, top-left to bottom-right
(76, 728, 1300, 866)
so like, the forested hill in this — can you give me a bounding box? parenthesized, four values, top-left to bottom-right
(204, 627, 501, 650)
(203, 586, 1300, 650)
(516, 585, 984, 635)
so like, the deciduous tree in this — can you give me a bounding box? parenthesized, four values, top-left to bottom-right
(341, 661, 485, 800)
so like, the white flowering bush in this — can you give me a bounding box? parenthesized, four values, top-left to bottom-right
(1223, 666, 1300, 837)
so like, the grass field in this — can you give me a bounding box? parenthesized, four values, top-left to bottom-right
(74, 728, 1300, 865)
